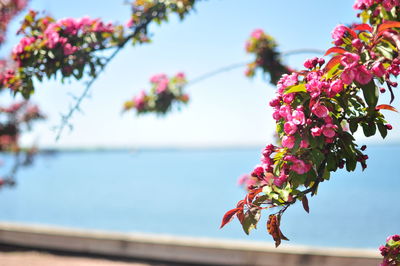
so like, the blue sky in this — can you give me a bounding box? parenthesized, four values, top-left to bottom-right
(2, 0, 400, 148)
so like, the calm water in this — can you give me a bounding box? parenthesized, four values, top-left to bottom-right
(0, 145, 398, 249)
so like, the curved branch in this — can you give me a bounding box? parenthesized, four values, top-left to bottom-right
(281, 48, 325, 57)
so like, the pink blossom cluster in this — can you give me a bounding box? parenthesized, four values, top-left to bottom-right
(12, 12, 117, 66)
(124, 72, 189, 114)
(354, 0, 400, 11)
(380, 235, 400, 265)
(244, 29, 290, 84)
(0, 0, 28, 45)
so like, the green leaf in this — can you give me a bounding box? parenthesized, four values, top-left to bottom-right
(349, 120, 359, 134)
(242, 208, 261, 235)
(361, 81, 379, 108)
(345, 157, 357, 172)
(310, 149, 325, 168)
(326, 153, 337, 172)
(285, 84, 306, 94)
(362, 122, 376, 137)
(377, 123, 388, 139)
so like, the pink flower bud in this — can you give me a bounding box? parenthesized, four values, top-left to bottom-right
(371, 62, 386, 77)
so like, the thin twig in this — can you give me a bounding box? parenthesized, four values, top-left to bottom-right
(187, 49, 325, 87)
(282, 48, 325, 57)
(187, 61, 249, 86)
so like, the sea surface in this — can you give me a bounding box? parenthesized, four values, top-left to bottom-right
(0, 145, 398, 249)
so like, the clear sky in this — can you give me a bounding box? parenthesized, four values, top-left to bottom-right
(2, 0, 400, 148)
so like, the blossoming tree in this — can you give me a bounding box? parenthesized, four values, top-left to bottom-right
(0, 0, 399, 265)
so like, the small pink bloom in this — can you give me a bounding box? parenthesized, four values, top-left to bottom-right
(176, 72, 186, 79)
(341, 52, 360, 68)
(322, 124, 337, 138)
(341, 68, 356, 84)
(250, 29, 264, 39)
(274, 173, 288, 187)
(291, 110, 305, 125)
(156, 79, 169, 93)
(290, 158, 311, 174)
(282, 135, 296, 149)
(272, 110, 281, 120)
(371, 62, 386, 77)
(355, 65, 372, 84)
(279, 105, 292, 120)
(283, 93, 295, 103)
(312, 103, 329, 118)
(150, 73, 167, 84)
(300, 139, 309, 148)
(330, 79, 344, 95)
(284, 122, 298, 135)
(63, 43, 78, 55)
(311, 127, 322, 137)
(331, 24, 347, 45)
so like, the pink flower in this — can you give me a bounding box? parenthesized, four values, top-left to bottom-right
(330, 79, 344, 95)
(290, 158, 311, 174)
(272, 110, 281, 120)
(274, 173, 288, 187)
(284, 122, 298, 135)
(283, 93, 295, 103)
(156, 79, 169, 93)
(341, 68, 356, 84)
(279, 105, 292, 120)
(341, 52, 360, 69)
(150, 73, 168, 84)
(331, 24, 347, 45)
(63, 43, 78, 55)
(322, 124, 337, 138)
(311, 127, 322, 137)
(291, 110, 305, 125)
(371, 62, 386, 77)
(250, 29, 264, 39)
(282, 135, 296, 148)
(312, 103, 329, 118)
(176, 72, 186, 80)
(133, 90, 147, 110)
(300, 139, 309, 148)
(355, 65, 372, 84)
(306, 79, 323, 98)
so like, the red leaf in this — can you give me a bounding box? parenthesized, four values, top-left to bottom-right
(352, 23, 373, 32)
(245, 187, 263, 204)
(302, 196, 310, 213)
(324, 55, 343, 72)
(324, 47, 347, 56)
(378, 21, 400, 35)
(220, 208, 240, 228)
(343, 26, 358, 39)
(376, 104, 398, 112)
(236, 210, 244, 223)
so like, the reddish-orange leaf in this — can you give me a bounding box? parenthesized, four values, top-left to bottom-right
(302, 196, 310, 213)
(324, 47, 347, 56)
(378, 21, 400, 35)
(220, 208, 240, 229)
(352, 23, 373, 32)
(376, 104, 399, 112)
(246, 187, 263, 204)
(236, 210, 244, 223)
(343, 25, 358, 39)
(324, 55, 343, 72)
